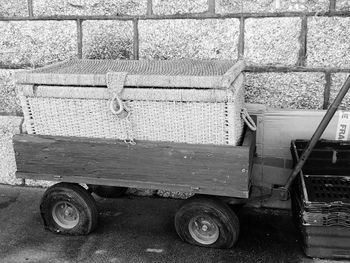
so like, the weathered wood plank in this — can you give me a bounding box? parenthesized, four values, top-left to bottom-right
(14, 132, 254, 198)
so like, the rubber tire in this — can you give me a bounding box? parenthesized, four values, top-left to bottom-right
(40, 183, 98, 235)
(87, 185, 128, 198)
(174, 195, 240, 248)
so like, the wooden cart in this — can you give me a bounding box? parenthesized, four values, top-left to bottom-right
(14, 56, 350, 251)
(14, 59, 256, 248)
(13, 127, 255, 248)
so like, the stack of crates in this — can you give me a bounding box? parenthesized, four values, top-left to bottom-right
(291, 139, 350, 259)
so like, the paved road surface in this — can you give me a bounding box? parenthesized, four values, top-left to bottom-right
(0, 185, 348, 263)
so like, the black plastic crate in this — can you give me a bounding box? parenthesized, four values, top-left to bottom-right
(304, 175, 350, 203)
(291, 140, 350, 259)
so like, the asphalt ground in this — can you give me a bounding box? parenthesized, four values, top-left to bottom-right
(0, 185, 348, 263)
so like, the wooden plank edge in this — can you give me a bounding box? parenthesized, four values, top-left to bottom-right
(13, 134, 251, 151)
(16, 172, 249, 198)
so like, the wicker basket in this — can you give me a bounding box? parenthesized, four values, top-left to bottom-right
(16, 59, 247, 145)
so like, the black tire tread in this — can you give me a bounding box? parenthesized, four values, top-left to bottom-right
(175, 195, 240, 248)
(40, 183, 98, 235)
(182, 196, 240, 236)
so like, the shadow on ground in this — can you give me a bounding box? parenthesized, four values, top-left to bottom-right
(0, 185, 319, 263)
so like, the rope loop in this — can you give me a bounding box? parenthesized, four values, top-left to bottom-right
(107, 71, 129, 118)
(109, 94, 125, 115)
(124, 138, 136, 145)
(241, 108, 257, 131)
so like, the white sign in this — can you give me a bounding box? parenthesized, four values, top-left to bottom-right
(336, 111, 350, 140)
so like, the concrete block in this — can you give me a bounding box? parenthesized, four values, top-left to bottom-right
(157, 190, 193, 199)
(83, 20, 134, 59)
(139, 19, 239, 60)
(245, 72, 325, 109)
(153, 0, 208, 15)
(24, 179, 54, 188)
(33, 0, 147, 16)
(0, 116, 23, 185)
(0, 0, 28, 17)
(245, 18, 301, 66)
(216, 0, 329, 13)
(336, 0, 350, 11)
(330, 73, 350, 110)
(127, 188, 193, 199)
(0, 21, 77, 69)
(307, 17, 350, 68)
(0, 70, 21, 114)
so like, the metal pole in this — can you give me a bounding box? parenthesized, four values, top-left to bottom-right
(280, 75, 350, 199)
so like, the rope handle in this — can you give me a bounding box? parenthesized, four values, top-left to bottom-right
(241, 108, 257, 131)
(109, 94, 124, 115)
(106, 72, 129, 118)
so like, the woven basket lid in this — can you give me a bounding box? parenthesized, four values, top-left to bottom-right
(16, 59, 244, 89)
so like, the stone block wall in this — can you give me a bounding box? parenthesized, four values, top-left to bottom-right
(1, 0, 350, 206)
(1, 0, 349, 112)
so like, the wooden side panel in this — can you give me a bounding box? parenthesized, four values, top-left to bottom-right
(14, 134, 253, 198)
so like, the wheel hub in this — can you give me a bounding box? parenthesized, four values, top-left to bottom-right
(52, 201, 79, 229)
(188, 216, 219, 245)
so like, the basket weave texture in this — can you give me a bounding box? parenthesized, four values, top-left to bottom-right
(31, 59, 236, 76)
(17, 59, 245, 145)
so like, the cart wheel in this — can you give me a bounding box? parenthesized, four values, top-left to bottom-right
(40, 183, 98, 235)
(174, 196, 239, 248)
(87, 185, 128, 198)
